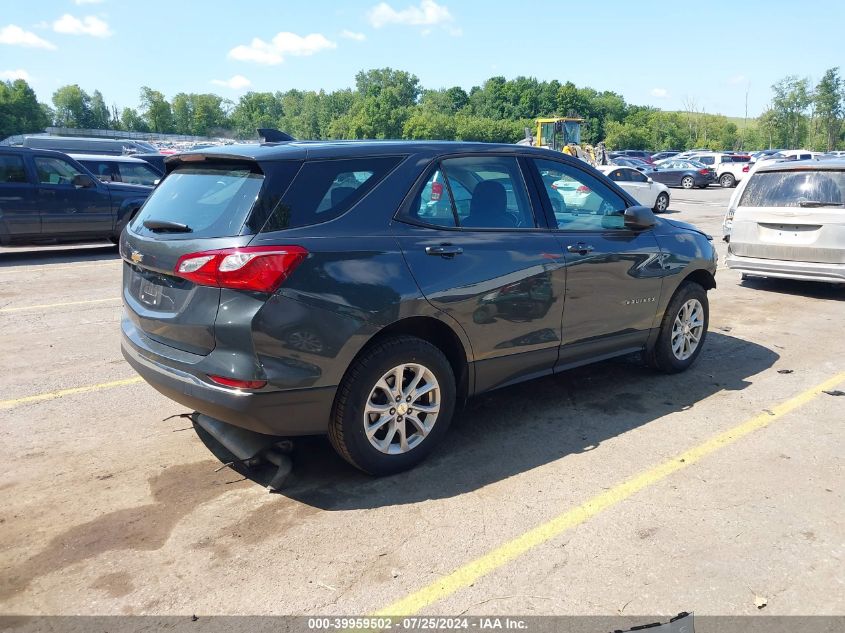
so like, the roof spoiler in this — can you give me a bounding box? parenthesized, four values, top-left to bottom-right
(258, 128, 296, 143)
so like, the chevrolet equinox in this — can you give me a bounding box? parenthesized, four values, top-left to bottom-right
(120, 141, 717, 475)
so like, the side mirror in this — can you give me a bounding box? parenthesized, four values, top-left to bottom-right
(646, 177, 654, 183)
(72, 174, 96, 189)
(624, 205, 656, 230)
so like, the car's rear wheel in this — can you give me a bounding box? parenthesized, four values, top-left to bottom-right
(328, 335, 455, 475)
(647, 281, 708, 373)
(681, 176, 695, 189)
(653, 192, 670, 213)
(719, 173, 736, 188)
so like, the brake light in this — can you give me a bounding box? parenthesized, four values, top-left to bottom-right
(699, 168, 709, 175)
(431, 181, 443, 201)
(576, 185, 591, 193)
(742, 165, 750, 173)
(174, 246, 307, 293)
(208, 375, 267, 390)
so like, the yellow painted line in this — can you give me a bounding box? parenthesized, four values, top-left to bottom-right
(0, 376, 144, 410)
(375, 371, 845, 616)
(0, 297, 121, 313)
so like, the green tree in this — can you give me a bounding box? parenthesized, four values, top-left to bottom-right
(230, 91, 283, 138)
(139, 86, 173, 133)
(770, 75, 811, 149)
(89, 90, 111, 129)
(52, 84, 92, 128)
(403, 110, 457, 140)
(0, 79, 50, 137)
(120, 107, 149, 132)
(813, 67, 843, 151)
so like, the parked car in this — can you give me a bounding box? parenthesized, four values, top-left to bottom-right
(0, 147, 151, 245)
(725, 160, 844, 283)
(19, 135, 159, 156)
(598, 165, 671, 212)
(119, 141, 717, 475)
(715, 155, 752, 188)
(613, 150, 655, 164)
(651, 159, 715, 189)
(609, 157, 652, 169)
(70, 154, 162, 187)
(133, 153, 167, 174)
(685, 152, 738, 171)
(651, 151, 681, 161)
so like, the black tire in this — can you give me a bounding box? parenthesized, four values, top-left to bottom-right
(719, 173, 736, 188)
(681, 175, 695, 189)
(647, 281, 709, 374)
(328, 335, 456, 475)
(653, 192, 670, 213)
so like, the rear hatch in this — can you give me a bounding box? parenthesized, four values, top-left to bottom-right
(120, 156, 300, 355)
(730, 167, 845, 263)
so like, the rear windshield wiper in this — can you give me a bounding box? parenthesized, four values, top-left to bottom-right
(142, 219, 193, 232)
(797, 200, 845, 208)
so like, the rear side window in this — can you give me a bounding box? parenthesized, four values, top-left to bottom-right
(0, 155, 27, 183)
(261, 157, 402, 232)
(132, 165, 265, 238)
(739, 170, 845, 208)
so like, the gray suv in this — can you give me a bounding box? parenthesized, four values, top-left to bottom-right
(120, 141, 717, 475)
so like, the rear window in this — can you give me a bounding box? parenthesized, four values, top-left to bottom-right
(739, 170, 845, 208)
(132, 165, 267, 238)
(260, 157, 402, 232)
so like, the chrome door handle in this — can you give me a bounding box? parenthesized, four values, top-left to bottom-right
(425, 244, 463, 257)
(566, 243, 594, 254)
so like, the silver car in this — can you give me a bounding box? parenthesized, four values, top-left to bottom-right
(724, 160, 845, 283)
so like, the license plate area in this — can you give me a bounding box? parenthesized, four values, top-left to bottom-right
(138, 277, 163, 306)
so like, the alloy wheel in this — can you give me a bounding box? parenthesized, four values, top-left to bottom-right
(671, 299, 704, 361)
(363, 363, 441, 454)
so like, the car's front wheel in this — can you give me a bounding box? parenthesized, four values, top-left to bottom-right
(328, 335, 456, 475)
(647, 281, 709, 373)
(681, 176, 695, 189)
(653, 192, 670, 213)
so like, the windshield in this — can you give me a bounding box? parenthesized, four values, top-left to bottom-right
(131, 165, 264, 238)
(740, 170, 845, 207)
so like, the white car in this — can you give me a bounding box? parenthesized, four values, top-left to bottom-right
(598, 165, 671, 212)
(724, 160, 845, 283)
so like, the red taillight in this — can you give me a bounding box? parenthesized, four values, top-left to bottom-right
(431, 181, 443, 201)
(174, 246, 307, 293)
(576, 185, 591, 193)
(742, 165, 750, 173)
(699, 168, 709, 175)
(208, 375, 267, 390)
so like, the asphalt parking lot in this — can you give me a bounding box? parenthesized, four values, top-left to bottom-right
(1, 186, 843, 618)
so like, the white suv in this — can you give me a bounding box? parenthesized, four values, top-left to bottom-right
(725, 160, 845, 283)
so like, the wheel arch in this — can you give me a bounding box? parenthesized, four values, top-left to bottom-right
(682, 267, 717, 291)
(345, 315, 472, 405)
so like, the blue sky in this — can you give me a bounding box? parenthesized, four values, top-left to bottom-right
(1, 0, 843, 118)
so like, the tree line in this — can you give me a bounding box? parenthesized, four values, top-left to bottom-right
(1, 67, 843, 151)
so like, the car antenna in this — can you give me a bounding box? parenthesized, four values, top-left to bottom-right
(257, 128, 296, 143)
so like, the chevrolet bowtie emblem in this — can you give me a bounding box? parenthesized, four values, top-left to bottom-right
(130, 250, 143, 264)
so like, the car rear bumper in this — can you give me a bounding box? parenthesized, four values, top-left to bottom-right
(726, 254, 845, 283)
(122, 324, 335, 437)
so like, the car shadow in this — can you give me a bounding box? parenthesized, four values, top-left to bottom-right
(0, 243, 119, 268)
(739, 276, 844, 301)
(195, 332, 778, 509)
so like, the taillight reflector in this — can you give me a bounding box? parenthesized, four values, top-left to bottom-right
(742, 165, 750, 172)
(208, 375, 267, 390)
(174, 246, 307, 293)
(699, 168, 709, 175)
(576, 185, 591, 193)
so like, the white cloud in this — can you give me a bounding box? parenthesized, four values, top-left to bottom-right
(229, 31, 336, 65)
(340, 29, 366, 41)
(0, 24, 57, 49)
(74, 0, 105, 4)
(650, 88, 669, 98)
(211, 74, 252, 90)
(728, 74, 747, 85)
(53, 14, 112, 38)
(368, 0, 454, 28)
(0, 69, 31, 81)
